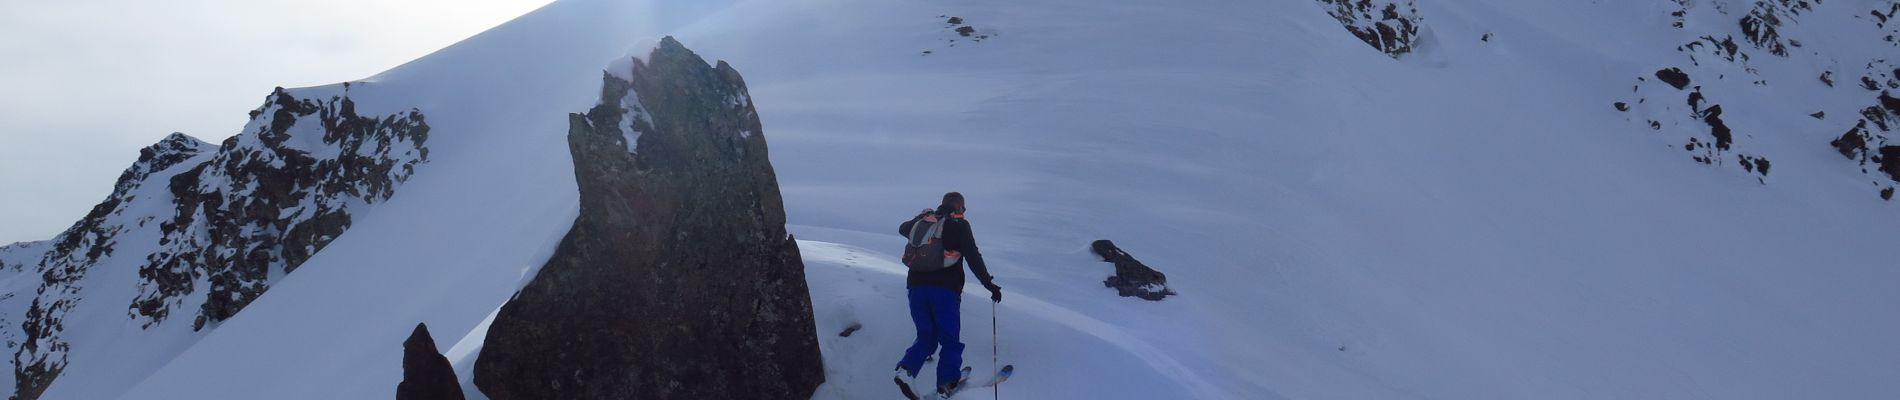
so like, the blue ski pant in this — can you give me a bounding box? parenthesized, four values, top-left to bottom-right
(898, 285, 963, 387)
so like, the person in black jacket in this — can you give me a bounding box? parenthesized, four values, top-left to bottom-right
(892, 192, 1002, 399)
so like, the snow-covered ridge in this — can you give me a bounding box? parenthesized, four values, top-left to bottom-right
(128, 85, 431, 331)
(9, 132, 217, 400)
(8, 86, 431, 400)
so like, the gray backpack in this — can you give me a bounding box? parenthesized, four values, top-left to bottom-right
(902, 213, 962, 272)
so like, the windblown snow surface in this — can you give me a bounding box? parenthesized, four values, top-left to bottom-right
(7, 0, 1899, 399)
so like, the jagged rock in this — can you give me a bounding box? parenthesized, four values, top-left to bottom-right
(14, 88, 431, 400)
(130, 87, 431, 331)
(1739, 155, 1772, 177)
(1880, 146, 1900, 182)
(1884, 187, 1896, 200)
(1669, 0, 1691, 28)
(1832, 122, 1869, 159)
(1740, 0, 1813, 57)
(1881, 91, 1900, 116)
(1701, 104, 1734, 150)
(1657, 68, 1692, 90)
(397, 323, 465, 400)
(473, 37, 822, 400)
(1317, 0, 1423, 58)
(1091, 240, 1176, 301)
(1865, 106, 1895, 131)
(1680, 35, 1747, 64)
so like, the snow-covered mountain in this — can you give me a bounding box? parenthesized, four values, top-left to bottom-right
(0, 86, 429, 399)
(3, 0, 1898, 399)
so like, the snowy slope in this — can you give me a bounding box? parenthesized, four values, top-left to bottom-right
(7, 0, 1897, 399)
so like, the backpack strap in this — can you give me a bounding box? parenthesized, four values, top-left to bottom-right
(925, 216, 946, 240)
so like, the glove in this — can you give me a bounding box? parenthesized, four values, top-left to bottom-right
(985, 283, 1003, 303)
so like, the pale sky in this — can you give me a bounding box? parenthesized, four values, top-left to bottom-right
(0, 0, 555, 244)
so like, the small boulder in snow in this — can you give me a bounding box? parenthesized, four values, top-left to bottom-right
(1656, 68, 1692, 90)
(1091, 240, 1176, 301)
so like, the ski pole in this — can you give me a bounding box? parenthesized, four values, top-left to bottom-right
(992, 300, 999, 399)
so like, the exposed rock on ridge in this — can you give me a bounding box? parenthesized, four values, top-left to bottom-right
(473, 37, 823, 399)
(1318, 0, 1424, 58)
(13, 86, 431, 400)
(11, 133, 215, 400)
(130, 87, 431, 331)
(397, 323, 465, 400)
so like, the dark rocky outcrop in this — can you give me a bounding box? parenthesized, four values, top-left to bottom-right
(14, 87, 431, 400)
(1669, 0, 1692, 28)
(1864, 106, 1894, 131)
(473, 37, 822, 400)
(1679, 35, 1747, 65)
(1700, 104, 1734, 151)
(398, 323, 466, 400)
(1740, 0, 1813, 57)
(12, 133, 215, 400)
(1317, 0, 1423, 58)
(1656, 68, 1692, 90)
(1881, 146, 1900, 182)
(1739, 154, 1772, 177)
(1832, 122, 1869, 159)
(130, 87, 431, 331)
(1091, 240, 1176, 301)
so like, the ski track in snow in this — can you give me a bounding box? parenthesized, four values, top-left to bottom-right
(799, 240, 1239, 400)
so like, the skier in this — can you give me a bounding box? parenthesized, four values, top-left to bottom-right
(894, 192, 1003, 399)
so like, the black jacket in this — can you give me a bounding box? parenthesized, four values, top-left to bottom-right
(898, 206, 996, 293)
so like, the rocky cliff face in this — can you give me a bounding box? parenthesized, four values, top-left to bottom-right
(473, 37, 823, 399)
(129, 86, 431, 331)
(1318, 0, 1424, 58)
(10, 86, 430, 400)
(11, 132, 217, 400)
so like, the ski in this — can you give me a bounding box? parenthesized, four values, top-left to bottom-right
(933, 366, 974, 399)
(979, 364, 1014, 388)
